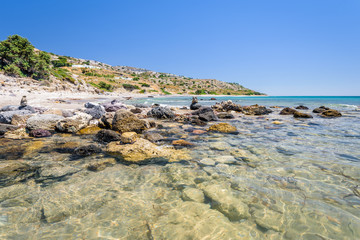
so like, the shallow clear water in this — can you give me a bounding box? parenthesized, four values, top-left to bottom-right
(0, 97, 360, 239)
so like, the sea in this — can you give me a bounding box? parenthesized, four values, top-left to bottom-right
(0, 96, 360, 239)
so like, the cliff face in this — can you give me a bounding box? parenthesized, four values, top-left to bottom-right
(47, 55, 264, 95)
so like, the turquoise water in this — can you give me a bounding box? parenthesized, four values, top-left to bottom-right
(133, 96, 360, 110)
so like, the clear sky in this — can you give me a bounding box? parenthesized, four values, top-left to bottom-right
(1, 0, 359, 95)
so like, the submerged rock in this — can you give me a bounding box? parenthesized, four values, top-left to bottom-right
(74, 145, 102, 156)
(112, 110, 149, 133)
(320, 109, 342, 117)
(26, 114, 64, 130)
(0, 161, 37, 186)
(293, 111, 313, 118)
(192, 107, 218, 122)
(208, 123, 238, 134)
(147, 107, 175, 119)
(29, 129, 52, 138)
(182, 188, 205, 203)
(280, 107, 297, 115)
(95, 129, 122, 143)
(172, 139, 195, 148)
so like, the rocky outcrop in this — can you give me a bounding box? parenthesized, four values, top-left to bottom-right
(280, 107, 297, 115)
(190, 97, 201, 110)
(95, 129, 122, 143)
(192, 107, 218, 121)
(106, 138, 190, 163)
(208, 123, 238, 134)
(147, 107, 175, 119)
(320, 109, 342, 117)
(112, 110, 149, 133)
(313, 106, 330, 113)
(293, 111, 313, 118)
(56, 112, 92, 133)
(26, 114, 64, 130)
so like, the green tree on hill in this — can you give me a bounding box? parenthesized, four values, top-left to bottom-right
(0, 34, 51, 80)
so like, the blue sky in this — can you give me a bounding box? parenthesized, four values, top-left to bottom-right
(1, 0, 359, 95)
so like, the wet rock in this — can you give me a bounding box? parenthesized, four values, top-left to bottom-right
(192, 129, 206, 135)
(190, 97, 201, 110)
(106, 138, 190, 163)
(313, 106, 330, 113)
(212, 100, 242, 112)
(147, 107, 175, 119)
(217, 113, 235, 119)
(144, 132, 164, 142)
(4, 128, 29, 139)
(200, 158, 216, 166)
(242, 105, 273, 115)
(252, 208, 284, 232)
(73, 144, 102, 156)
(86, 158, 117, 171)
(84, 102, 98, 108)
(0, 161, 37, 186)
(84, 105, 106, 119)
(103, 102, 127, 112)
(293, 111, 313, 118)
(26, 114, 64, 130)
(172, 139, 195, 148)
(280, 107, 297, 115)
(208, 123, 238, 133)
(0, 123, 19, 135)
(216, 155, 237, 164)
(191, 118, 207, 126)
(29, 129, 52, 138)
(130, 108, 142, 114)
(295, 105, 309, 110)
(56, 112, 92, 133)
(112, 110, 149, 133)
(182, 188, 205, 203)
(77, 125, 101, 135)
(121, 132, 138, 144)
(192, 107, 218, 121)
(272, 121, 283, 125)
(210, 97, 216, 100)
(0, 110, 33, 124)
(202, 184, 250, 221)
(320, 109, 342, 117)
(95, 129, 122, 143)
(0, 105, 19, 112)
(99, 112, 115, 129)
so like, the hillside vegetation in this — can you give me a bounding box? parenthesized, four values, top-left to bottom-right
(0, 35, 264, 95)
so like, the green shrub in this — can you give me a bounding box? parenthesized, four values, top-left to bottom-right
(98, 81, 114, 91)
(52, 68, 76, 84)
(52, 57, 71, 67)
(141, 83, 150, 87)
(195, 89, 207, 95)
(3, 64, 22, 77)
(161, 88, 171, 95)
(139, 89, 145, 93)
(123, 84, 139, 91)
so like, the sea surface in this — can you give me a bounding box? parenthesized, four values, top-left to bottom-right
(0, 96, 360, 239)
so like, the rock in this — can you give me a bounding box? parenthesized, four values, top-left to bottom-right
(210, 142, 229, 151)
(121, 132, 137, 144)
(29, 129, 52, 138)
(242, 105, 273, 115)
(95, 129, 122, 143)
(61, 109, 75, 118)
(191, 118, 207, 126)
(192, 107, 218, 121)
(130, 108, 142, 114)
(212, 100, 242, 112)
(313, 106, 330, 113)
(217, 113, 235, 119)
(99, 112, 115, 129)
(202, 184, 250, 220)
(0, 105, 19, 112)
(4, 128, 29, 139)
(210, 98, 216, 100)
(11, 114, 32, 126)
(84, 105, 106, 119)
(56, 112, 92, 133)
(0, 110, 33, 124)
(103, 102, 127, 112)
(26, 114, 64, 130)
(84, 102, 98, 108)
(295, 105, 309, 110)
(252, 208, 285, 232)
(293, 111, 313, 118)
(147, 107, 175, 119)
(77, 125, 101, 135)
(134, 103, 150, 108)
(272, 121, 283, 125)
(200, 158, 216, 166)
(216, 155, 237, 164)
(106, 138, 190, 163)
(144, 132, 164, 142)
(172, 139, 195, 148)
(0, 123, 19, 136)
(73, 145, 102, 156)
(192, 129, 206, 135)
(0, 161, 37, 186)
(112, 110, 149, 133)
(208, 123, 238, 133)
(320, 109, 342, 117)
(280, 107, 297, 115)
(182, 188, 205, 203)
(86, 158, 117, 171)
(190, 97, 202, 110)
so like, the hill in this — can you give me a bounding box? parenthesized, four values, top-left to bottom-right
(0, 35, 264, 96)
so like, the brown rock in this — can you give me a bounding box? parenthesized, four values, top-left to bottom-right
(11, 114, 33, 126)
(112, 110, 149, 133)
(172, 139, 195, 147)
(280, 107, 297, 115)
(313, 106, 330, 113)
(320, 109, 342, 117)
(208, 123, 238, 133)
(77, 126, 101, 135)
(121, 132, 138, 144)
(293, 111, 313, 118)
(192, 129, 206, 135)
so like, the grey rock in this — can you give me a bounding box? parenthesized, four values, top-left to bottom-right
(147, 107, 175, 119)
(134, 103, 150, 108)
(103, 102, 127, 112)
(0, 110, 33, 124)
(192, 107, 218, 122)
(95, 129, 122, 143)
(84, 105, 106, 119)
(26, 114, 64, 130)
(84, 102, 98, 108)
(0, 123, 19, 136)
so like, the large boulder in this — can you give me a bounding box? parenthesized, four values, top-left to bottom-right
(95, 129, 122, 143)
(190, 97, 201, 110)
(293, 111, 313, 118)
(242, 105, 272, 115)
(99, 112, 115, 129)
(147, 106, 175, 119)
(106, 138, 190, 163)
(320, 109, 342, 118)
(192, 107, 218, 121)
(280, 107, 297, 115)
(208, 123, 238, 134)
(26, 114, 64, 130)
(84, 105, 106, 119)
(112, 109, 149, 133)
(56, 112, 92, 133)
(0, 110, 33, 124)
(313, 106, 330, 113)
